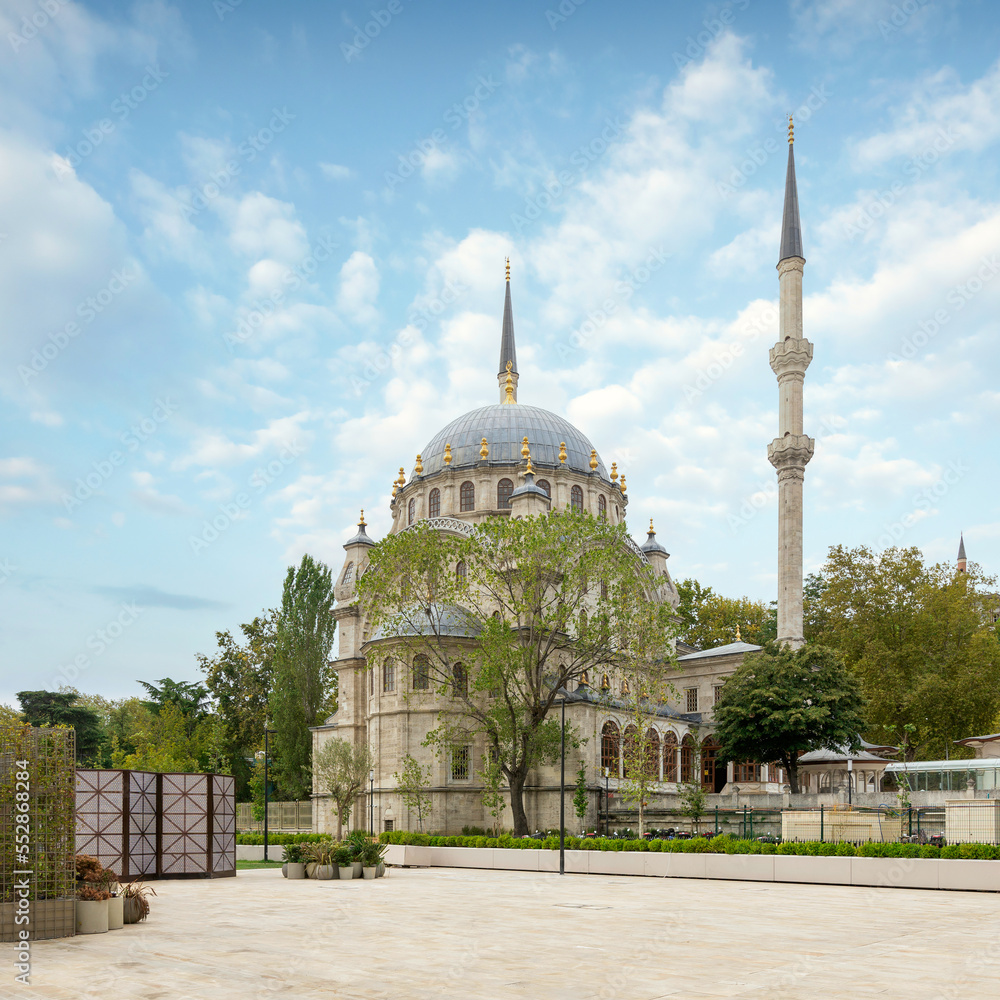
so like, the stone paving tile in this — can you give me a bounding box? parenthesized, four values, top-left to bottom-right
(5, 867, 999, 1000)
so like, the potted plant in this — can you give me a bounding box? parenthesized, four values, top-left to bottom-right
(283, 844, 306, 879)
(98, 869, 124, 929)
(314, 841, 335, 880)
(76, 886, 110, 934)
(347, 830, 368, 878)
(334, 844, 354, 880)
(121, 881, 156, 924)
(360, 841, 382, 880)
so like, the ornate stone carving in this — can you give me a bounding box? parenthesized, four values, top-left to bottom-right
(767, 434, 815, 472)
(769, 337, 813, 378)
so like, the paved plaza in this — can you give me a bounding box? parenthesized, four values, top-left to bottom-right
(11, 867, 999, 999)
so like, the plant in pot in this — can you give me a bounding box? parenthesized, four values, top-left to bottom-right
(314, 841, 335, 880)
(360, 840, 384, 880)
(120, 881, 156, 924)
(97, 868, 124, 930)
(334, 844, 354, 881)
(283, 844, 306, 880)
(76, 885, 111, 935)
(346, 830, 369, 878)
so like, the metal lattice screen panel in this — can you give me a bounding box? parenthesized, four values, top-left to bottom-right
(75, 769, 235, 880)
(1, 725, 76, 942)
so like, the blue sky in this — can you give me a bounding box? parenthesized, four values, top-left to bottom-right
(0, 0, 997, 706)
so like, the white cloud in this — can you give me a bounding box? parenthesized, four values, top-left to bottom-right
(173, 412, 313, 471)
(320, 162, 352, 180)
(337, 251, 380, 325)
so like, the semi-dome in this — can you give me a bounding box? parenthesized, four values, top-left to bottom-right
(420, 403, 609, 479)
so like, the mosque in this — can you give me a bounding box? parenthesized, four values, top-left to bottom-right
(311, 128, 817, 835)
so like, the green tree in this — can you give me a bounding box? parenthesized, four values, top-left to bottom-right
(138, 678, 209, 736)
(615, 680, 668, 838)
(678, 781, 707, 835)
(110, 701, 217, 773)
(313, 738, 373, 839)
(711, 643, 866, 793)
(394, 753, 433, 832)
(358, 509, 677, 837)
(808, 545, 1000, 759)
(675, 578, 775, 648)
(573, 763, 589, 831)
(69, 691, 154, 767)
(479, 755, 506, 837)
(16, 690, 104, 762)
(271, 555, 338, 800)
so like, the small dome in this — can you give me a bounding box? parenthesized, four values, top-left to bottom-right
(370, 603, 481, 641)
(420, 404, 608, 478)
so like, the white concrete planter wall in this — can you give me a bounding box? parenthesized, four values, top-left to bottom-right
(381, 844, 1000, 892)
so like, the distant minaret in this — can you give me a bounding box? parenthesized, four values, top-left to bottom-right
(498, 258, 518, 403)
(957, 534, 967, 573)
(767, 117, 814, 649)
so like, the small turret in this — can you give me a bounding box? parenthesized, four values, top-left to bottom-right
(509, 445, 549, 518)
(957, 533, 967, 573)
(335, 511, 375, 604)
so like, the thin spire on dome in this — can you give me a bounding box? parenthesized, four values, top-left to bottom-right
(778, 116, 804, 265)
(498, 259, 518, 402)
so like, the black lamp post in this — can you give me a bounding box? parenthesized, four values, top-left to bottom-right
(369, 768, 375, 837)
(262, 727, 277, 861)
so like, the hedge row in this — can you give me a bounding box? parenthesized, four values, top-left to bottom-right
(236, 832, 327, 845)
(378, 830, 1000, 861)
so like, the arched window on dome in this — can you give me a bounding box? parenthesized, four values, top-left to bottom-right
(536, 479, 550, 497)
(598, 494, 606, 520)
(570, 485, 583, 513)
(428, 488, 440, 519)
(497, 478, 514, 509)
(601, 721, 620, 776)
(407, 497, 416, 525)
(341, 561, 354, 586)
(456, 560, 467, 582)
(412, 654, 430, 691)
(460, 481, 475, 512)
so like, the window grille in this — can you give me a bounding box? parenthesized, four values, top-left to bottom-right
(685, 688, 699, 712)
(408, 497, 416, 525)
(428, 488, 441, 518)
(451, 745, 471, 781)
(570, 485, 583, 512)
(536, 479, 550, 496)
(598, 495, 606, 519)
(413, 655, 430, 690)
(497, 478, 514, 509)
(460, 481, 475, 511)
(383, 659, 395, 692)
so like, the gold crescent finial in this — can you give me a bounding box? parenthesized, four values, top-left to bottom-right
(558, 442, 567, 464)
(505, 257, 510, 281)
(359, 509, 366, 526)
(788, 114, 794, 145)
(443, 443, 452, 466)
(589, 448, 598, 471)
(503, 367, 515, 404)
(620, 474, 627, 494)
(649, 518, 654, 533)
(736, 623, 742, 641)
(480, 437, 489, 460)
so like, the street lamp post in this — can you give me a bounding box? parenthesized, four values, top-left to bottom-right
(369, 769, 375, 837)
(847, 758, 853, 807)
(263, 727, 277, 861)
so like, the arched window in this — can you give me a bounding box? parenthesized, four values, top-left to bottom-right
(680, 734, 695, 784)
(407, 497, 416, 525)
(428, 488, 441, 519)
(536, 479, 550, 496)
(622, 725, 639, 778)
(497, 478, 514, 509)
(412, 655, 430, 690)
(645, 728, 661, 782)
(701, 737, 720, 792)
(570, 485, 583, 513)
(341, 561, 354, 586)
(460, 481, 475, 512)
(382, 659, 395, 693)
(456, 560, 467, 581)
(598, 495, 607, 520)
(452, 662, 467, 698)
(600, 721, 619, 775)
(663, 732, 678, 782)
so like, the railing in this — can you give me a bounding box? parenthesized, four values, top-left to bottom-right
(236, 800, 313, 832)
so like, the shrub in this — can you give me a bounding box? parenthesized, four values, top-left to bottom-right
(236, 832, 326, 846)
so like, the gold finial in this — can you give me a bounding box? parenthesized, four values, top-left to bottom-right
(526, 454, 534, 476)
(505, 257, 510, 281)
(397, 467, 405, 486)
(444, 443, 452, 466)
(788, 114, 794, 145)
(359, 509, 366, 526)
(610, 462, 618, 482)
(620, 474, 627, 494)
(480, 437, 489, 460)
(415, 454, 423, 476)
(503, 365, 515, 404)
(736, 623, 742, 641)
(649, 518, 654, 533)
(559, 442, 567, 464)
(589, 448, 598, 471)
(391, 480, 398, 499)
(521, 436, 530, 461)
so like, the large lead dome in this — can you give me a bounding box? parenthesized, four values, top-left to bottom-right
(421, 403, 609, 478)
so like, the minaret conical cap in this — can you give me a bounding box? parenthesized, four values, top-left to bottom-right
(778, 131, 804, 264)
(498, 259, 517, 376)
(958, 533, 967, 561)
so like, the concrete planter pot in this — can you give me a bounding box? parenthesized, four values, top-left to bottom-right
(107, 896, 124, 930)
(285, 863, 306, 880)
(314, 865, 334, 880)
(351, 861, 363, 879)
(281, 864, 288, 878)
(338, 866, 354, 881)
(123, 898, 146, 924)
(305, 862, 319, 879)
(75, 899, 109, 935)
(375, 862, 386, 878)
(362, 866, 377, 880)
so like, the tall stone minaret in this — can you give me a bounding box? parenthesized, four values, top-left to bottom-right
(957, 534, 967, 573)
(498, 258, 518, 403)
(767, 118, 814, 649)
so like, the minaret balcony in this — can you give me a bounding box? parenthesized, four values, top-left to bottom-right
(769, 337, 813, 378)
(767, 434, 815, 472)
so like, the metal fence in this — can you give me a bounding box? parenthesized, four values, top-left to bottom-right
(76, 769, 236, 879)
(236, 800, 312, 832)
(1, 725, 76, 942)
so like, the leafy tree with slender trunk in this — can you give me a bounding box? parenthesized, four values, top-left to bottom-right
(313, 738, 373, 838)
(711, 643, 866, 793)
(573, 763, 589, 832)
(675, 578, 775, 648)
(357, 509, 677, 837)
(678, 780, 706, 836)
(394, 753, 433, 832)
(137, 678, 210, 735)
(479, 755, 506, 837)
(17, 690, 104, 763)
(271, 556, 337, 800)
